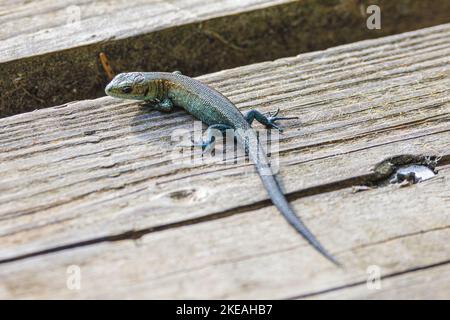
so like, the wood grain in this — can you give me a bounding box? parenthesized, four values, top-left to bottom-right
(0, 24, 450, 298)
(305, 262, 450, 299)
(0, 0, 289, 62)
(1, 168, 449, 299)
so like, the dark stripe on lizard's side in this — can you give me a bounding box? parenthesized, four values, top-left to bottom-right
(143, 85, 149, 98)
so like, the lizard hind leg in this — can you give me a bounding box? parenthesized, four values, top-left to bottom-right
(244, 108, 298, 132)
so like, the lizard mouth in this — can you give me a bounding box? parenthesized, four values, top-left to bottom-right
(104, 81, 126, 98)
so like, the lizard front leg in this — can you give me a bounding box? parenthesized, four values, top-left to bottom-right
(143, 98, 174, 112)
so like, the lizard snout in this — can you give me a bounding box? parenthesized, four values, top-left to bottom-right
(105, 81, 113, 95)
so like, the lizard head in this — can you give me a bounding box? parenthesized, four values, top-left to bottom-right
(105, 72, 148, 100)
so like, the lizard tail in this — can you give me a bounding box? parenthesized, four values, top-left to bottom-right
(238, 129, 340, 266)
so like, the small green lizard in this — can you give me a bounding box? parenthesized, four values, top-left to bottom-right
(105, 71, 339, 265)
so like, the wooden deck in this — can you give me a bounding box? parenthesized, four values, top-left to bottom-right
(0, 23, 450, 299)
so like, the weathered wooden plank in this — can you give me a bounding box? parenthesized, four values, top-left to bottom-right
(305, 262, 450, 299)
(2, 0, 450, 117)
(0, 24, 449, 298)
(0, 0, 289, 60)
(0, 166, 448, 299)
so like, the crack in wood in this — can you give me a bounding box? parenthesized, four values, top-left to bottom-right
(288, 258, 450, 299)
(2, 156, 446, 265)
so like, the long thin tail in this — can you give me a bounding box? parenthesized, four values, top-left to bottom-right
(238, 129, 340, 266)
(256, 166, 340, 266)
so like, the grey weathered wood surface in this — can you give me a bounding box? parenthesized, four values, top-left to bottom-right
(2, 0, 450, 117)
(305, 261, 450, 299)
(0, 24, 450, 299)
(0, 0, 289, 63)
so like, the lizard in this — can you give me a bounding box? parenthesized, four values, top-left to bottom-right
(105, 71, 339, 266)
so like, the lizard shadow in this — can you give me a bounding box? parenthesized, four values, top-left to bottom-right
(129, 104, 191, 142)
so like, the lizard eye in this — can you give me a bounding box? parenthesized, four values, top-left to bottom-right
(121, 86, 133, 94)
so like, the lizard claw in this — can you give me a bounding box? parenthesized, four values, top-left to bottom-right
(267, 112, 298, 132)
(268, 122, 283, 132)
(179, 139, 215, 152)
(265, 108, 280, 118)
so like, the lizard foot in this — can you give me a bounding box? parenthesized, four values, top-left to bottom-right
(265, 108, 298, 132)
(180, 138, 215, 153)
(245, 108, 298, 132)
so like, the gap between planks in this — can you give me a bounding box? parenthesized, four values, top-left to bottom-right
(2, 0, 450, 116)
